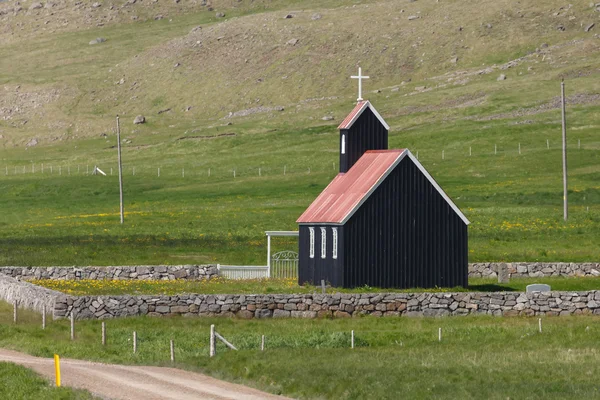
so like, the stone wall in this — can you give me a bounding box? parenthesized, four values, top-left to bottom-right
(0, 265, 219, 281)
(469, 262, 600, 278)
(1, 263, 598, 281)
(56, 291, 600, 320)
(0, 274, 62, 314)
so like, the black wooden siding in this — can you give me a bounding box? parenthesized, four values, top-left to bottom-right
(343, 157, 467, 289)
(339, 108, 388, 173)
(299, 157, 468, 289)
(298, 225, 343, 286)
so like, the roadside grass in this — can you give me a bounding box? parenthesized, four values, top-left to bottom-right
(29, 276, 600, 296)
(0, 362, 96, 400)
(1, 302, 599, 399)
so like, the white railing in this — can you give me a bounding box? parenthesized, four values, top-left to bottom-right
(217, 265, 269, 280)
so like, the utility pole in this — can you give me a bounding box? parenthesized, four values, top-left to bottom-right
(117, 116, 124, 224)
(561, 79, 568, 221)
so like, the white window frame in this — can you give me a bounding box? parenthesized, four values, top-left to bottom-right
(309, 227, 315, 259)
(341, 134, 346, 154)
(320, 227, 327, 259)
(332, 228, 338, 259)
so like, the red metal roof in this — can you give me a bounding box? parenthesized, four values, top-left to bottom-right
(337, 101, 368, 129)
(297, 149, 406, 224)
(337, 100, 390, 130)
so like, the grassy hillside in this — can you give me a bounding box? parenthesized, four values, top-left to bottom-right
(0, 0, 599, 266)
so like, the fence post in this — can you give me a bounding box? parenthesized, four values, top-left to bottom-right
(70, 313, 75, 340)
(13, 300, 17, 324)
(170, 339, 175, 362)
(133, 331, 137, 353)
(210, 325, 216, 357)
(261, 335, 265, 351)
(438, 327, 442, 342)
(351, 330, 355, 349)
(42, 305, 46, 329)
(102, 321, 106, 346)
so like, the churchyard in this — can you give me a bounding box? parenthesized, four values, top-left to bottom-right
(26, 276, 600, 296)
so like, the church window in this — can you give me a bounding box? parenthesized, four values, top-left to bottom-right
(321, 227, 327, 259)
(309, 227, 315, 259)
(332, 228, 338, 259)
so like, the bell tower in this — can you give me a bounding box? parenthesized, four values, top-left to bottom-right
(337, 69, 389, 173)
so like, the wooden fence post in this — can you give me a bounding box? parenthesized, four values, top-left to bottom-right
(210, 325, 216, 357)
(70, 313, 75, 340)
(170, 339, 175, 362)
(133, 331, 137, 353)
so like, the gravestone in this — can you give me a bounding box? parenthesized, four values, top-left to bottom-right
(497, 263, 510, 283)
(526, 284, 551, 293)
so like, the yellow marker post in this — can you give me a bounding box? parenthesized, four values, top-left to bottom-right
(54, 354, 61, 387)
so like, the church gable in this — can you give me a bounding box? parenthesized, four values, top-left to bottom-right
(297, 149, 470, 226)
(338, 100, 390, 131)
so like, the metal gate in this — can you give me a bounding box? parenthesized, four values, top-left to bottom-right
(270, 251, 298, 279)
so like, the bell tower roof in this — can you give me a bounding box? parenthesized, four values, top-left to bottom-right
(338, 100, 390, 131)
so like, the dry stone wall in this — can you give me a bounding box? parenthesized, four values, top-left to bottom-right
(56, 291, 600, 320)
(0, 263, 599, 281)
(469, 262, 600, 278)
(0, 265, 219, 281)
(0, 274, 62, 314)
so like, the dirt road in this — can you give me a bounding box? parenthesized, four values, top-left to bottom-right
(0, 349, 291, 400)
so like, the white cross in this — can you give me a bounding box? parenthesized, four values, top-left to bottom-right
(351, 67, 369, 102)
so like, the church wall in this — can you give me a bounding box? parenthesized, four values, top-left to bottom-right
(342, 157, 468, 289)
(298, 224, 343, 286)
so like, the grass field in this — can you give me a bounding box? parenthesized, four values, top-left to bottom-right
(0, 361, 95, 400)
(30, 276, 600, 296)
(1, 0, 600, 267)
(1, 301, 599, 399)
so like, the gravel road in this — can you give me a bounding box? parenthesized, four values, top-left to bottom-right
(0, 349, 291, 400)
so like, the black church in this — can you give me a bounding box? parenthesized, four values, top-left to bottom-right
(297, 100, 470, 289)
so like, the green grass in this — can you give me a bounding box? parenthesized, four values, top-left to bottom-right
(0, 362, 95, 400)
(0, 0, 600, 267)
(29, 276, 600, 296)
(1, 301, 600, 399)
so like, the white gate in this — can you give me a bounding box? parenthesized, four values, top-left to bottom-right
(271, 251, 298, 279)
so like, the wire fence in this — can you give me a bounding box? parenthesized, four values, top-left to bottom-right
(1, 139, 596, 178)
